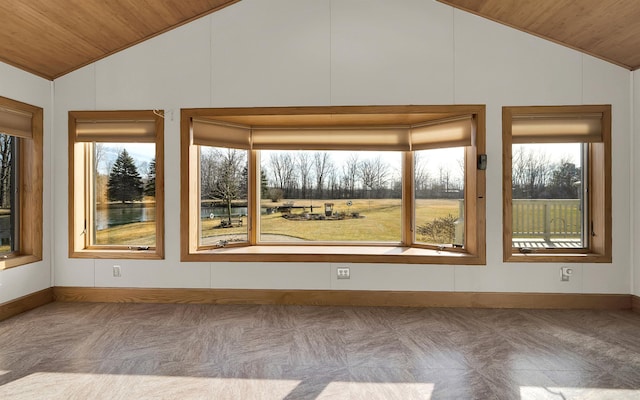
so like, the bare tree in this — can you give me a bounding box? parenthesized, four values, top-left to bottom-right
(343, 153, 359, 197)
(212, 149, 247, 225)
(512, 146, 552, 198)
(371, 156, 390, 197)
(438, 165, 452, 194)
(0, 135, 12, 209)
(200, 149, 218, 199)
(313, 152, 331, 198)
(359, 158, 376, 194)
(269, 152, 286, 190)
(296, 152, 313, 200)
(268, 152, 297, 197)
(414, 152, 430, 193)
(92, 143, 109, 204)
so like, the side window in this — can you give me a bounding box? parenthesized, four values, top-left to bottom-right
(0, 96, 43, 269)
(502, 105, 611, 262)
(69, 111, 164, 259)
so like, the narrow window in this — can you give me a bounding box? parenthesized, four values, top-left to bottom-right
(0, 133, 17, 255)
(69, 111, 164, 259)
(0, 96, 43, 269)
(199, 146, 249, 246)
(511, 142, 586, 249)
(503, 105, 611, 262)
(414, 146, 466, 248)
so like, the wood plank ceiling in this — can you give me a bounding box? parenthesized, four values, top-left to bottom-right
(1, 0, 640, 80)
(0, 0, 238, 80)
(438, 0, 640, 70)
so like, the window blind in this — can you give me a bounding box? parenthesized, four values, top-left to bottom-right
(0, 106, 32, 139)
(511, 113, 603, 144)
(75, 120, 156, 143)
(410, 115, 474, 150)
(192, 114, 476, 151)
(192, 119, 251, 149)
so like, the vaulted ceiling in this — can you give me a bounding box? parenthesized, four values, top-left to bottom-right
(437, 0, 640, 70)
(1, 0, 640, 81)
(0, 0, 238, 80)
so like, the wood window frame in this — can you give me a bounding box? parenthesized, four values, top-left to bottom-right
(181, 105, 486, 265)
(0, 96, 43, 270)
(68, 110, 164, 259)
(502, 105, 612, 263)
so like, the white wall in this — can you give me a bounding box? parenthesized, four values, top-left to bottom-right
(633, 70, 640, 297)
(0, 63, 52, 303)
(51, 0, 633, 295)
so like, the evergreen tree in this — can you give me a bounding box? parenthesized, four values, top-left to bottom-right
(144, 158, 156, 197)
(549, 161, 580, 199)
(107, 149, 143, 203)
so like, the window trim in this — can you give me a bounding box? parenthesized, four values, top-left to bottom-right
(68, 110, 165, 259)
(0, 96, 43, 270)
(502, 105, 612, 263)
(181, 105, 486, 265)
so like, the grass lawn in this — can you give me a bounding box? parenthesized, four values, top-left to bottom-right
(260, 198, 403, 242)
(200, 198, 462, 243)
(96, 221, 156, 246)
(94, 198, 580, 246)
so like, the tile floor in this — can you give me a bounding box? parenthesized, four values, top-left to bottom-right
(0, 302, 639, 399)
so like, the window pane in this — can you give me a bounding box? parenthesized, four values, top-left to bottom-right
(0, 134, 16, 254)
(511, 143, 585, 249)
(259, 150, 402, 243)
(92, 143, 156, 246)
(414, 147, 465, 247)
(199, 146, 249, 246)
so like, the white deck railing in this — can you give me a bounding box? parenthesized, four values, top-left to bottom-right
(512, 199, 582, 242)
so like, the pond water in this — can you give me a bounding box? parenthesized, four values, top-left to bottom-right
(95, 205, 156, 230)
(200, 206, 248, 219)
(95, 205, 251, 230)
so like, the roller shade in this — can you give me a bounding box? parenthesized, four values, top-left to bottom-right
(192, 118, 251, 149)
(192, 115, 477, 151)
(410, 115, 474, 150)
(252, 127, 410, 151)
(76, 120, 156, 143)
(512, 113, 603, 144)
(0, 106, 32, 139)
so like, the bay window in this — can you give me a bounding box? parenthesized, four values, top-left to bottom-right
(181, 105, 486, 264)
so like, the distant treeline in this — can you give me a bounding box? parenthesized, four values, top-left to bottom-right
(200, 149, 465, 202)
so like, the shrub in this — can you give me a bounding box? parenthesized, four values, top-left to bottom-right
(269, 188, 284, 202)
(417, 214, 457, 244)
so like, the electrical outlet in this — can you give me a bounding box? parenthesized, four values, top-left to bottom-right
(337, 267, 350, 279)
(560, 266, 572, 281)
(113, 265, 121, 278)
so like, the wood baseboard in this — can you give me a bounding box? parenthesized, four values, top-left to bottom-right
(53, 287, 632, 310)
(632, 295, 640, 313)
(0, 288, 54, 322)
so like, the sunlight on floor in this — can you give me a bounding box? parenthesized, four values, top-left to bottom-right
(521, 386, 640, 399)
(320, 381, 435, 398)
(0, 373, 303, 399)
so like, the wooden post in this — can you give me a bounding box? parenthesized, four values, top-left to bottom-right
(543, 203, 551, 243)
